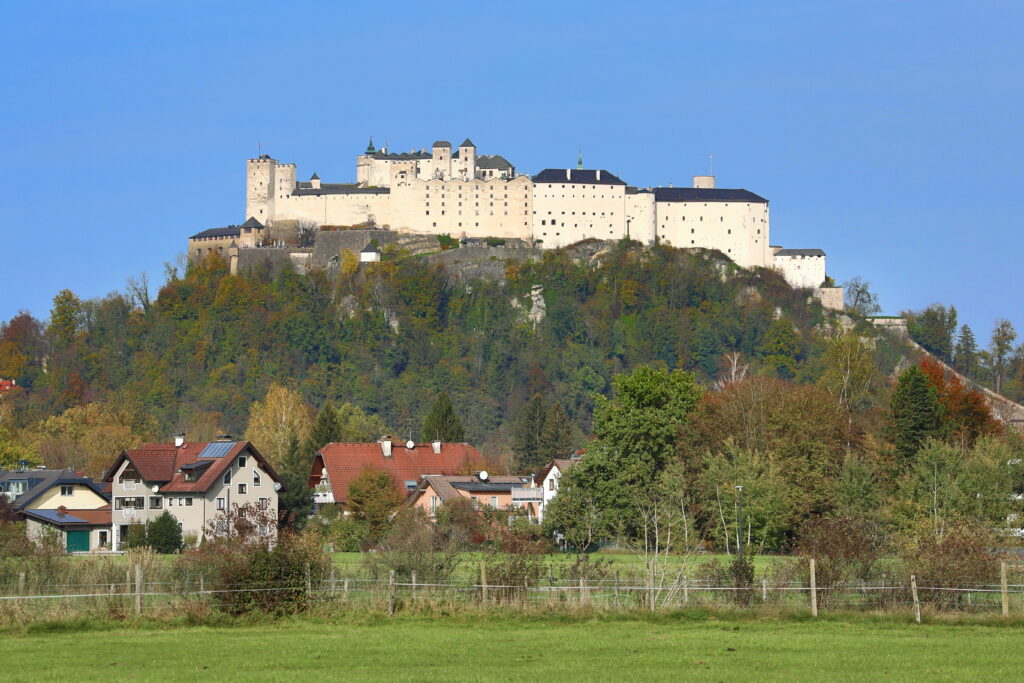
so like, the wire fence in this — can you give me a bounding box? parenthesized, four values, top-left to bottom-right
(2, 559, 1024, 623)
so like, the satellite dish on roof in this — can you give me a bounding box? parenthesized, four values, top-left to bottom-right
(478, 470, 489, 481)
(151, 485, 159, 493)
(274, 482, 282, 491)
(406, 440, 415, 450)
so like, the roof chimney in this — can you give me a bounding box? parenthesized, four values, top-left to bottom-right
(380, 438, 393, 457)
(566, 169, 571, 180)
(693, 175, 715, 189)
(57, 506, 67, 517)
(432, 441, 441, 454)
(174, 433, 185, 448)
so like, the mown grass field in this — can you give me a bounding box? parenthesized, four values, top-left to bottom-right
(3, 613, 1022, 681)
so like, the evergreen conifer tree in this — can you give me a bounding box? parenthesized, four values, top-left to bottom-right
(512, 393, 548, 470)
(954, 324, 978, 377)
(889, 365, 941, 463)
(306, 403, 343, 454)
(421, 392, 464, 442)
(537, 401, 574, 466)
(146, 510, 184, 553)
(277, 433, 314, 529)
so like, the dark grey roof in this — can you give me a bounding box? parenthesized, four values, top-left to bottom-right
(450, 481, 519, 493)
(625, 186, 653, 195)
(190, 226, 240, 240)
(310, 172, 319, 180)
(360, 243, 381, 253)
(476, 154, 513, 170)
(653, 187, 768, 203)
(775, 248, 825, 257)
(432, 140, 451, 148)
(459, 138, 476, 148)
(0, 468, 108, 510)
(532, 169, 626, 186)
(293, 182, 391, 196)
(191, 217, 264, 240)
(371, 151, 431, 161)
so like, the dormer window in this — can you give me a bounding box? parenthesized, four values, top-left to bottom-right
(119, 466, 140, 484)
(183, 470, 198, 482)
(61, 485, 73, 496)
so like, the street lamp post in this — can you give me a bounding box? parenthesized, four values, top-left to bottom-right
(735, 485, 744, 557)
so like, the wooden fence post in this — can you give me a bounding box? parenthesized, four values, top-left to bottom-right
(411, 571, 418, 600)
(1001, 561, 1009, 618)
(134, 564, 142, 616)
(17, 572, 25, 596)
(305, 563, 312, 600)
(343, 577, 349, 601)
(648, 561, 656, 613)
(330, 566, 337, 597)
(199, 574, 204, 596)
(809, 558, 818, 617)
(761, 576, 767, 604)
(683, 574, 689, 606)
(579, 577, 586, 605)
(388, 570, 396, 617)
(614, 570, 620, 605)
(480, 562, 488, 604)
(911, 574, 921, 624)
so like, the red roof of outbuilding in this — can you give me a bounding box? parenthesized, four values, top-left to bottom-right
(311, 442, 484, 506)
(0, 379, 15, 392)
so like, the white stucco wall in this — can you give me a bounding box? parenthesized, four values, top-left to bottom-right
(532, 176, 628, 247)
(774, 253, 826, 289)
(655, 199, 770, 268)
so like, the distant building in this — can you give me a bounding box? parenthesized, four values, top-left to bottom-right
(0, 378, 15, 397)
(308, 439, 483, 511)
(408, 472, 536, 521)
(0, 467, 111, 553)
(188, 217, 265, 260)
(532, 452, 583, 523)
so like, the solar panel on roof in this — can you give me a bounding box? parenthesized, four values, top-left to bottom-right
(198, 442, 237, 459)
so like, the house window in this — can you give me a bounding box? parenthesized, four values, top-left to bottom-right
(216, 497, 225, 511)
(548, 479, 557, 491)
(238, 483, 247, 495)
(60, 485, 73, 496)
(183, 470, 197, 482)
(119, 466, 140, 484)
(168, 498, 175, 507)
(491, 496, 498, 508)
(178, 497, 184, 506)
(149, 497, 162, 509)
(99, 530, 108, 547)
(258, 498, 269, 510)
(223, 470, 231, 485)
(238, 456, 247, 469)
(185, 497, 194, 507)
(253, 471, 261, 487)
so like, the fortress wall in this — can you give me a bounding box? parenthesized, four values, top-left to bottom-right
(311, 230, 398, 267)
(532, 181, 628, 248)
(655, 200, 770, 268)
(626, 192, 656, 243)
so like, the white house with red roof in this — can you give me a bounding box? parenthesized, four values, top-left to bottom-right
(308, 438, 483, 511)
(103, 438, 282, 550)
(532, 451, 583, 523)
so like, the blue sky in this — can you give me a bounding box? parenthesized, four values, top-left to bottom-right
(1, 0, 1020, 344)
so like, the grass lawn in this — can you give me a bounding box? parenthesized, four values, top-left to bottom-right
(3, 613, 1022, 681)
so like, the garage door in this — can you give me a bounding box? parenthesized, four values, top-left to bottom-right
(66, 530, 90, 553)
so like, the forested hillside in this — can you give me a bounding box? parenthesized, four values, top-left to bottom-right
(1, 241, 879, 474)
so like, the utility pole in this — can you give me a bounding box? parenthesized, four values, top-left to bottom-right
(735, 485, 744, 557)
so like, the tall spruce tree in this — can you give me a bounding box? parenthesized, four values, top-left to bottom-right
(306, 403, 343, 454)
(537, 401, 574, 465)
(277, 433, 314, 528)
(421, 392, 464, 442)
(512, 393, 548, 470)
(889, 365, 941, 464)
(954, 324, 979, 377)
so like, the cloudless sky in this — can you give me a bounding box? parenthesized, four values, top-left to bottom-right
(1, 0, 1020, 343)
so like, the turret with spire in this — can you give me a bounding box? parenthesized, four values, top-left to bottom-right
(577, 147, 584, 170)
(365, 136, 376, 155)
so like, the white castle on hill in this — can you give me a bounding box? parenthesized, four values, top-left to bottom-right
(227, 137, 838, 305)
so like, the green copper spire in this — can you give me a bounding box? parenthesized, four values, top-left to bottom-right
(366, 136, 376, 154)
(577, 146, 584, 170)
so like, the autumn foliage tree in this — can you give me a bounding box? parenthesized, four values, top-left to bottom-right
(919, 358, 1001, 448)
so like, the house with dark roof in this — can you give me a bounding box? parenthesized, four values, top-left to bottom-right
(408, 472, 537, 521)
(102, 439, 282, 550)
(308, 439, 484, 511)
(0, 467, 112, 553)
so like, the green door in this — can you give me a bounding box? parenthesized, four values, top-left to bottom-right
(66, 530, 90, 553)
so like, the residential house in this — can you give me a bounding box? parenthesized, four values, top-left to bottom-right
(533, 451, 583, 523)
(408, 472, 536, 521)
(0, 378, 15, 397)
(0, 467, 112, 553)
(102, 438, 282, 550)
(308, 438, 483, 511)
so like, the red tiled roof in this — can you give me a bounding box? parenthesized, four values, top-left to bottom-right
(105, 441, 281, 494)
(311, 442, 483, 506)
(0, 379, 15, 392)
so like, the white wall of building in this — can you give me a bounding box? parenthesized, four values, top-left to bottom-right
(655, 199, 771, 268)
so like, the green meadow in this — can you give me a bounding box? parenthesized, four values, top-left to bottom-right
(3, 613, 1021, 681)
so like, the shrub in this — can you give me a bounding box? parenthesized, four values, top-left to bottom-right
(364, 509, 460, 582)
(795, 516, 886, 604)
(902, 522, 1000, 609)
(177, 503, 329, 615)
(437, 234, 458, 250)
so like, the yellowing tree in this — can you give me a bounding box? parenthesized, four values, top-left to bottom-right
(243, 383, 313, 468)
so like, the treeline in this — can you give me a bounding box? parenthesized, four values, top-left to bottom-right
(0, 242, 861, 474)
(903, 303, 1023, 400)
